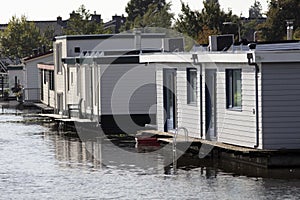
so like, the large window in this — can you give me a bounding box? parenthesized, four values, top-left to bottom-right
(187, 68, 197, 104)
(226, 69, 242, 109)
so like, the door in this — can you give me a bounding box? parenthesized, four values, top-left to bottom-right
(163, 69, 177, 132)
(205, 69, 217, 141)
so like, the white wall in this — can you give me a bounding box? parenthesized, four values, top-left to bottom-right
(155, 63, 202, 138)
(176, 66, 202, 138)
(214, 63, 258, 148)
(24, 54, 53, 101)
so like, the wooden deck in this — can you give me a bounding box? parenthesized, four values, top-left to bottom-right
(33, 103, 54, 113)
(138, 130, 300, 168)
(139, 130, 274, 153)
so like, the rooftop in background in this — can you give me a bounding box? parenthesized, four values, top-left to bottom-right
(0, 13, 126, 36)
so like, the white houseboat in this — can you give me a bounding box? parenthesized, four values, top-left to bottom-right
(140, 37, 300, 150)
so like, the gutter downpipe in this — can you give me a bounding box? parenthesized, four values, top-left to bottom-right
(200, 65, 203, 139)
(247, 52, 259, 148)
(90, 63, 94, 120)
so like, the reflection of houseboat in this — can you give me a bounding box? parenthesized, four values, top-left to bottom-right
(140, 37, 300, 150)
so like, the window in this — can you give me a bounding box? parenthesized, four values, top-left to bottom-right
(43, 70, 47, 84)
(226, 69, 242, 109)
(74, 47, 81, 53)
(49, 71, 55, 90)
(187, 68, 197, 104)
(67, 67, 70, 91)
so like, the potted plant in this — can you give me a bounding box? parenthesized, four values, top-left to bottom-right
(16, 91, 23, 102)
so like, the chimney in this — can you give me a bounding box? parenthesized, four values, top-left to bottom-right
(91, 12, 102, 23)
(134, 29, 142, 51)
(57, 16, 62, 25)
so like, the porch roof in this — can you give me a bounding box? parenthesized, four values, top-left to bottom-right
(37, 63, 54, 70)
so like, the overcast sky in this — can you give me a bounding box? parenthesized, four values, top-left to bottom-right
(1, 0, 269, 24)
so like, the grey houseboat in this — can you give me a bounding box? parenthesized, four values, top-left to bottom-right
(40, 31, 184, 133)
(140, 39, 300, 150)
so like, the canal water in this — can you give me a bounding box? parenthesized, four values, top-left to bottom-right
(1, 110, 300, 199)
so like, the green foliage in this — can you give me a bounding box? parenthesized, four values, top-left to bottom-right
(241, 0, 265, 42)
(133, 2, 174, 28)
(294, 27, 300, 39)
(0, 15, 46, 62)
(174, 2, 202, 40)
(175, 1, 238, 43)
(63, 5, 107, 35)
(260, 0, 300, 41)
(124, 0, 173, 30)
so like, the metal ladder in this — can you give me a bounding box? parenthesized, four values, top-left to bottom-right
(172, 127, 189, 174)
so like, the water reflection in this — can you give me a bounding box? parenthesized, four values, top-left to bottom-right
(45, 126, 300, 180)
(1, 111, 300, 199)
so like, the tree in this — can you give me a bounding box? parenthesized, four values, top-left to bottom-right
(124, 0, 173, 30)
(260, 0, 300, 41)
(249, 0, 263, 19)
(63, 5, 106, 35)
(133, 2, 174, 28)
(240, 1, 265, 42)
(175, 1, 237, 43)
(0, 16, 47, 63)
(174, 2, 202, 40)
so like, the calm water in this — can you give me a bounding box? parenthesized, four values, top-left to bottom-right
(1, 110, 300, 199)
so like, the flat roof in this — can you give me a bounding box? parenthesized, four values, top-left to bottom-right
(54, 33, 166, 41)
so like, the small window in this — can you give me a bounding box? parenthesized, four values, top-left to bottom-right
(187, 68, 197, 104)
(71, 72, 74, 85)
(74, 47, 80, 53)
(226, 69, 242, 109)
(49, 71, 55, 91)
(43, 70, 47, 84)
(67, 67, 70, 91)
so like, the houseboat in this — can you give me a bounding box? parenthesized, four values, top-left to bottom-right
(41, 31, 184, 133)
(140, 36, 300, 150)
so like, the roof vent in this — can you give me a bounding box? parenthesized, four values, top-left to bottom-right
(209, 34, 234, 51)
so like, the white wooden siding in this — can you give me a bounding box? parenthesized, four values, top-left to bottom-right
(24, 55, 53, 101)
(262, 63, 300, 149)
(155, 64, 202, 138)
(215, 64, 258, 148)
(176, 67, 201, 138)
(156, 65, 165, 131)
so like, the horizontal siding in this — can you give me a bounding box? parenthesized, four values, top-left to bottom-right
(101, 64, 156, 115)
(262, 63, 300, 149)
(216, 65, 257, 148)
(156, 67, 164, 131)
(176, 68, 201, 139)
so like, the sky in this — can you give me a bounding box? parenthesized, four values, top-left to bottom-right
(1, 0, 269, 24)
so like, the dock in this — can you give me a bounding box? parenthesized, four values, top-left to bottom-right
(32, 103, 54, 113)
(138, 130, 300, 168)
